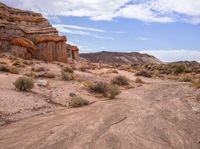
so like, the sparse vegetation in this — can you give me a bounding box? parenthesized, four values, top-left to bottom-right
(0, 65, 19, 74)
(79, 66, 88, 72)
(192, 79, 200, 89)
(69, 96, 89, 107)
(61, 71, 75, 81)
(63, 66, 74, 73)
(89, 82, 108, 96)
(35, 72, 55, 79)
(13, 76, 34, 91)
(111, 75, 129, 86)
(108, 85, 120, 99)
(180, 74, 192, 82)
(135, 78, 143, 84)
(111, 69, 119, 73)
(135, 70, 152, 78)
(173, 64, 185, 74)
(88, 82, 121, 99)
(31, 67, 45, 72)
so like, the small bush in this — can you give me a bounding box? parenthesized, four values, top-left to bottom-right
(31, 67, 45, 72)
(108, 85, 120, 99)
(69, 96, 89, 107)
(61, 71, 75, 81)
(35, 72, 55, 79)
(173, 64, 185, 74)
(13, 76, 34, 91)
(12, 60, 26, 68)
(180, 74, 192, 82)
(8, 66, 19, 74)
(192, 79, 200, 89)
(89, 82, 108, 96)
(135, 70, 152, 78)
(112, 69, 119, 73)
(112, 75, 129, 86)
(63, 66, 74, 73)
(135, 78, 143, 84)
(79, 66, 88, 72)
(0, 65, 19, 74)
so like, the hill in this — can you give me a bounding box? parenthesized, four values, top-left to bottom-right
(80, 51, 161, 64)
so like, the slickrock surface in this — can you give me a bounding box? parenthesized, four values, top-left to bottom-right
(80, 51, 161, 64)
(0, 73, 200, 149)
(0, 2, 73, 62)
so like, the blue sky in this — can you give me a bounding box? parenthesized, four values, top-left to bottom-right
(2, 0, 200, 62)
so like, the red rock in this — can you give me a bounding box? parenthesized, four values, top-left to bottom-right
(0, 2, 79, 62)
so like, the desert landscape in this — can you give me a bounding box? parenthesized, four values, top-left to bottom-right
(0, 1, 200, 149)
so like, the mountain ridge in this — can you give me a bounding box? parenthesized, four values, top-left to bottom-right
(80, 51, 161, 64)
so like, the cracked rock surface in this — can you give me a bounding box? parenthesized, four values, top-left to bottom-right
(0, 81, 200, 149)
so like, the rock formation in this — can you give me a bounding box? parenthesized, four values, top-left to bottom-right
(67, 44, 79, 61)
(0, 2, 79, 62)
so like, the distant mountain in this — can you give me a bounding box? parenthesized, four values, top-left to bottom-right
(80, 51, 161, 64)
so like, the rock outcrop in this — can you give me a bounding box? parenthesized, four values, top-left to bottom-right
(80, 51, 161, 64)
(0, 2, 79, 62)
(67, 44, 79, 61)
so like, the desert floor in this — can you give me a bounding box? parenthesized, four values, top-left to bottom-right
(0, 59, 200, 149)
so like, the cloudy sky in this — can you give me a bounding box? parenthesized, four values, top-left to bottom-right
(2, 0, 200, 62)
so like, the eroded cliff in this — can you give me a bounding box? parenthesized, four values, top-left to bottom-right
(0, 2, 78, 62)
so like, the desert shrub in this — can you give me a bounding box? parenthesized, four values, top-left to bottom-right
(112, 69, 119, 73)
(180, 74, 192, 82)
(63, 66, 74, 73)
(61, 71, 75, 81)
(135, 78, 143, 84)
(111, 75, 129, 86)
(8, 66, 19, 74)
(135, 70, 152, 78)
(0, 65, 19, 74)
(108, 85, 120, 99)
(79, 66, 88, 72)
(25, 71, 36, 78)
(69, 96, 89, 107)
(173, 64, 185, 74)
(89, 82, 108, 96)
(22, 60, 34, 66)
(13, 76, 34, 91)
(12, 60, 26, 68)
(192, 79, 200, 89)
(0, 65, 9, 72)
(31, 67, 45, 72)
(43, 72, 55, 78)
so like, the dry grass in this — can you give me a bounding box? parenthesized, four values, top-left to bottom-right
(69, 96, 89, 108)
(135, 78, 144, 84)
(111, 75, 129, 86)
(192, 79, 200, 89)
(0, 65, 19, 74)
(61, 71, 75, 81)
(63, 66, 74, 73)
(135, 70, 152, 78)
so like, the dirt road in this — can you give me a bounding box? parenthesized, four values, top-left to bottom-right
(0, 81, 200, 149)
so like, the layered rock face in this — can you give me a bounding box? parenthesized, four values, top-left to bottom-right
(0, 2, 79, 62)
(67, 44, 79, 61)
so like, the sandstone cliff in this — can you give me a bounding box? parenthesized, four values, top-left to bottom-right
(0, 2, 79, 62)
(80, 51, 161, 64)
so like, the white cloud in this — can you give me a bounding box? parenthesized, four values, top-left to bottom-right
(2, 0, 200, 23)
(53, 24, 113, 40)
(137, 37, 150, 41)
(54, 24, 105, 32)
(140, 50, 200, 62)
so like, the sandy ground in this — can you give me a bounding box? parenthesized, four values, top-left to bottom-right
(0, 59, 200, 149)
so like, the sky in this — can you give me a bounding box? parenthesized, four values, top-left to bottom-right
(2, 0, 200, 62)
